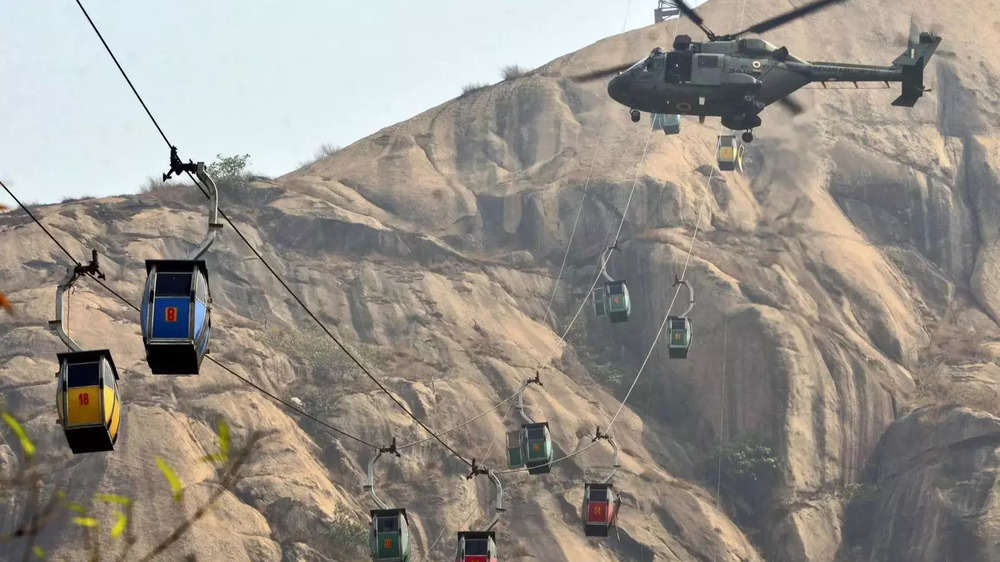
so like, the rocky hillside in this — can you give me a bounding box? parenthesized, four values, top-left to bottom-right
(3, 0, 1000, 560)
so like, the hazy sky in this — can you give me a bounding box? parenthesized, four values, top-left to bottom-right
(0, 1, 706, 208)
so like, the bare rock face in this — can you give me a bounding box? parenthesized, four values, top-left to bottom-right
(840, 406, 1000, 562)
(2, 0, 1000, 560)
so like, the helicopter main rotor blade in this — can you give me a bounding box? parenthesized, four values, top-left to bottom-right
(776, 95, 805, 115)
(670, 0, 717, 40)
(726, 0, 848, 39)
(569, 61, 634, 83)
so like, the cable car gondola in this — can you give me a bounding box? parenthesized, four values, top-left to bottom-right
(581, 428, 622, 537)
(652, 112, 681, 135)
(365, 440, 411, 562)
(455, 531, 498, 562)
(370, 509, 409, 562)
(456, 463, 502, 562)
(583, 483, 622, 537)
(716, 134, 745, 172)
(667, 277, 695, 359)
(504, 375, 552, 474)
(50, 253, 122, 454)
(594, 246, 631, 323)
(141, 153, 222, 375)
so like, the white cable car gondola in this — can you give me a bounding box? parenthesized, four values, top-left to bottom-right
(50, 252, 122, 454)
(141, 149, 222, 374)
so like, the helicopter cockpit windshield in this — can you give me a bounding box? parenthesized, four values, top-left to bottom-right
(737, 38, 800, 62)
(737, 38, 777, 55)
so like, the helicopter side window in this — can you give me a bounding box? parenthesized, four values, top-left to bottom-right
(691, 54, 724, 85)
(665, 51, 692, 83)
(697, 55, 720, 68)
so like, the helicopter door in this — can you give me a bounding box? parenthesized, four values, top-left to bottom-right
(665, 51, 692, 83)
(691, 54, 724, 86)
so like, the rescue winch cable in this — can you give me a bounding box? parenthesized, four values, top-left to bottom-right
(552, 122, 656, 347)
(544, 0, 652, 327)
(73, 0, 473, 468)
(606, 177, 708, 430)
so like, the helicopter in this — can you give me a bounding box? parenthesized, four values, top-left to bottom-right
(573, 0, 941, 143)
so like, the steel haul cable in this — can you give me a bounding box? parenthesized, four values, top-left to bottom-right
(73, 0, 472, 467)
(0, 179, 377, 450)
(497, 168, 710, 475)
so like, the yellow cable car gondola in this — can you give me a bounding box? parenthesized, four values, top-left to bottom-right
(50, 253, 122, 454)
(716, 134, 745, 172)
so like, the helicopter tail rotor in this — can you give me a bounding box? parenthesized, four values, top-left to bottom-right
(890, 29, 941, 107)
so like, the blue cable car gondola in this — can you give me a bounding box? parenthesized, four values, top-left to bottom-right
(667, 277, 695, 358)
(141, 260, 212, 374)
(365, 440, 411, 562)
(142, 154, 222, 375)
(50, 253, 123, 454)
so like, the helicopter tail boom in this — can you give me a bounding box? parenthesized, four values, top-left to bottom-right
(890, 31, 941, 107)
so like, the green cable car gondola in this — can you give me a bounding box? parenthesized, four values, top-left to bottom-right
(370, 509, 409, 562)
(505, 375, 552, 474)
(523, 422, 553, 474)
(595, 246, 631, 323)
(652, 112, 681, 135)
(50, 254, 123, 454)
(365, 440, 410, 562)
(667, 277, 695, 359)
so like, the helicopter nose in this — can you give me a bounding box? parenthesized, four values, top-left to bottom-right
(607, 74, 626, 104)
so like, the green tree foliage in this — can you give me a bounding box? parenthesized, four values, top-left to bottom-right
(207, 153, 252, 185)
(325, 513, 368, 554)
(0, 412, 267, 560)
(703, 435, 782, 527)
